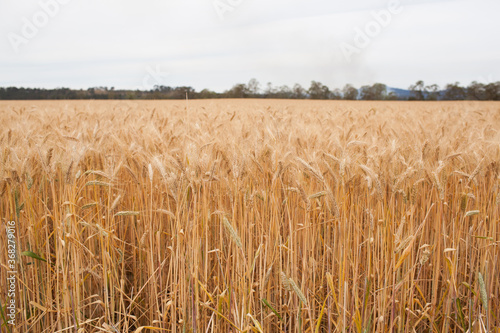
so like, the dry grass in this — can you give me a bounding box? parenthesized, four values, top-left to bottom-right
(1, 99, 499, 332)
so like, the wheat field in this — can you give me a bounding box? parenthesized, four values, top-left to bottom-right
(1, 100, 499, 332)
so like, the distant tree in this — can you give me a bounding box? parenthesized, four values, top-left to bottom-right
(308, 81, 330, 99)
(275, 85, 293, 99)
(342, 84, 358, 100)
(226, 83, 248, 98)
(359, 86, 371, 100)
(360, 83, 387, 100)
(4, 79, 495, 101)
(484, 82, 500, 100)
(247, 78, 260, 96)
(292, 84, 306, 99)
(152, 85, 171, 99)
(372, 83, 387, 100)
(198, 89, 218, 99)
(466, 81, 486, 100)
(425, 84, 440, 101)
(154, 85, 173, 93)
(443, 82, 466, 100)
(385, 91, 398, 100)
(168, 86, 193, 99)
(409, 80, 425, 100)
(331, 88, 342, 100)
(264, 82, 277, 98)
(126, 91, 137, 99)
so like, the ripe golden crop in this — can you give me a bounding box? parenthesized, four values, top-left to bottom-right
(1, 100, 499, 332)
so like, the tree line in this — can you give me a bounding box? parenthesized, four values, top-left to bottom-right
(1, 79, 499, 100)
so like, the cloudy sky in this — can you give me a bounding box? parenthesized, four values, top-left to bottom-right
(1, 0, 499, 92)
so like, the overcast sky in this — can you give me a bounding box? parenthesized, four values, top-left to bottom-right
(1, 0, 499, 92)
